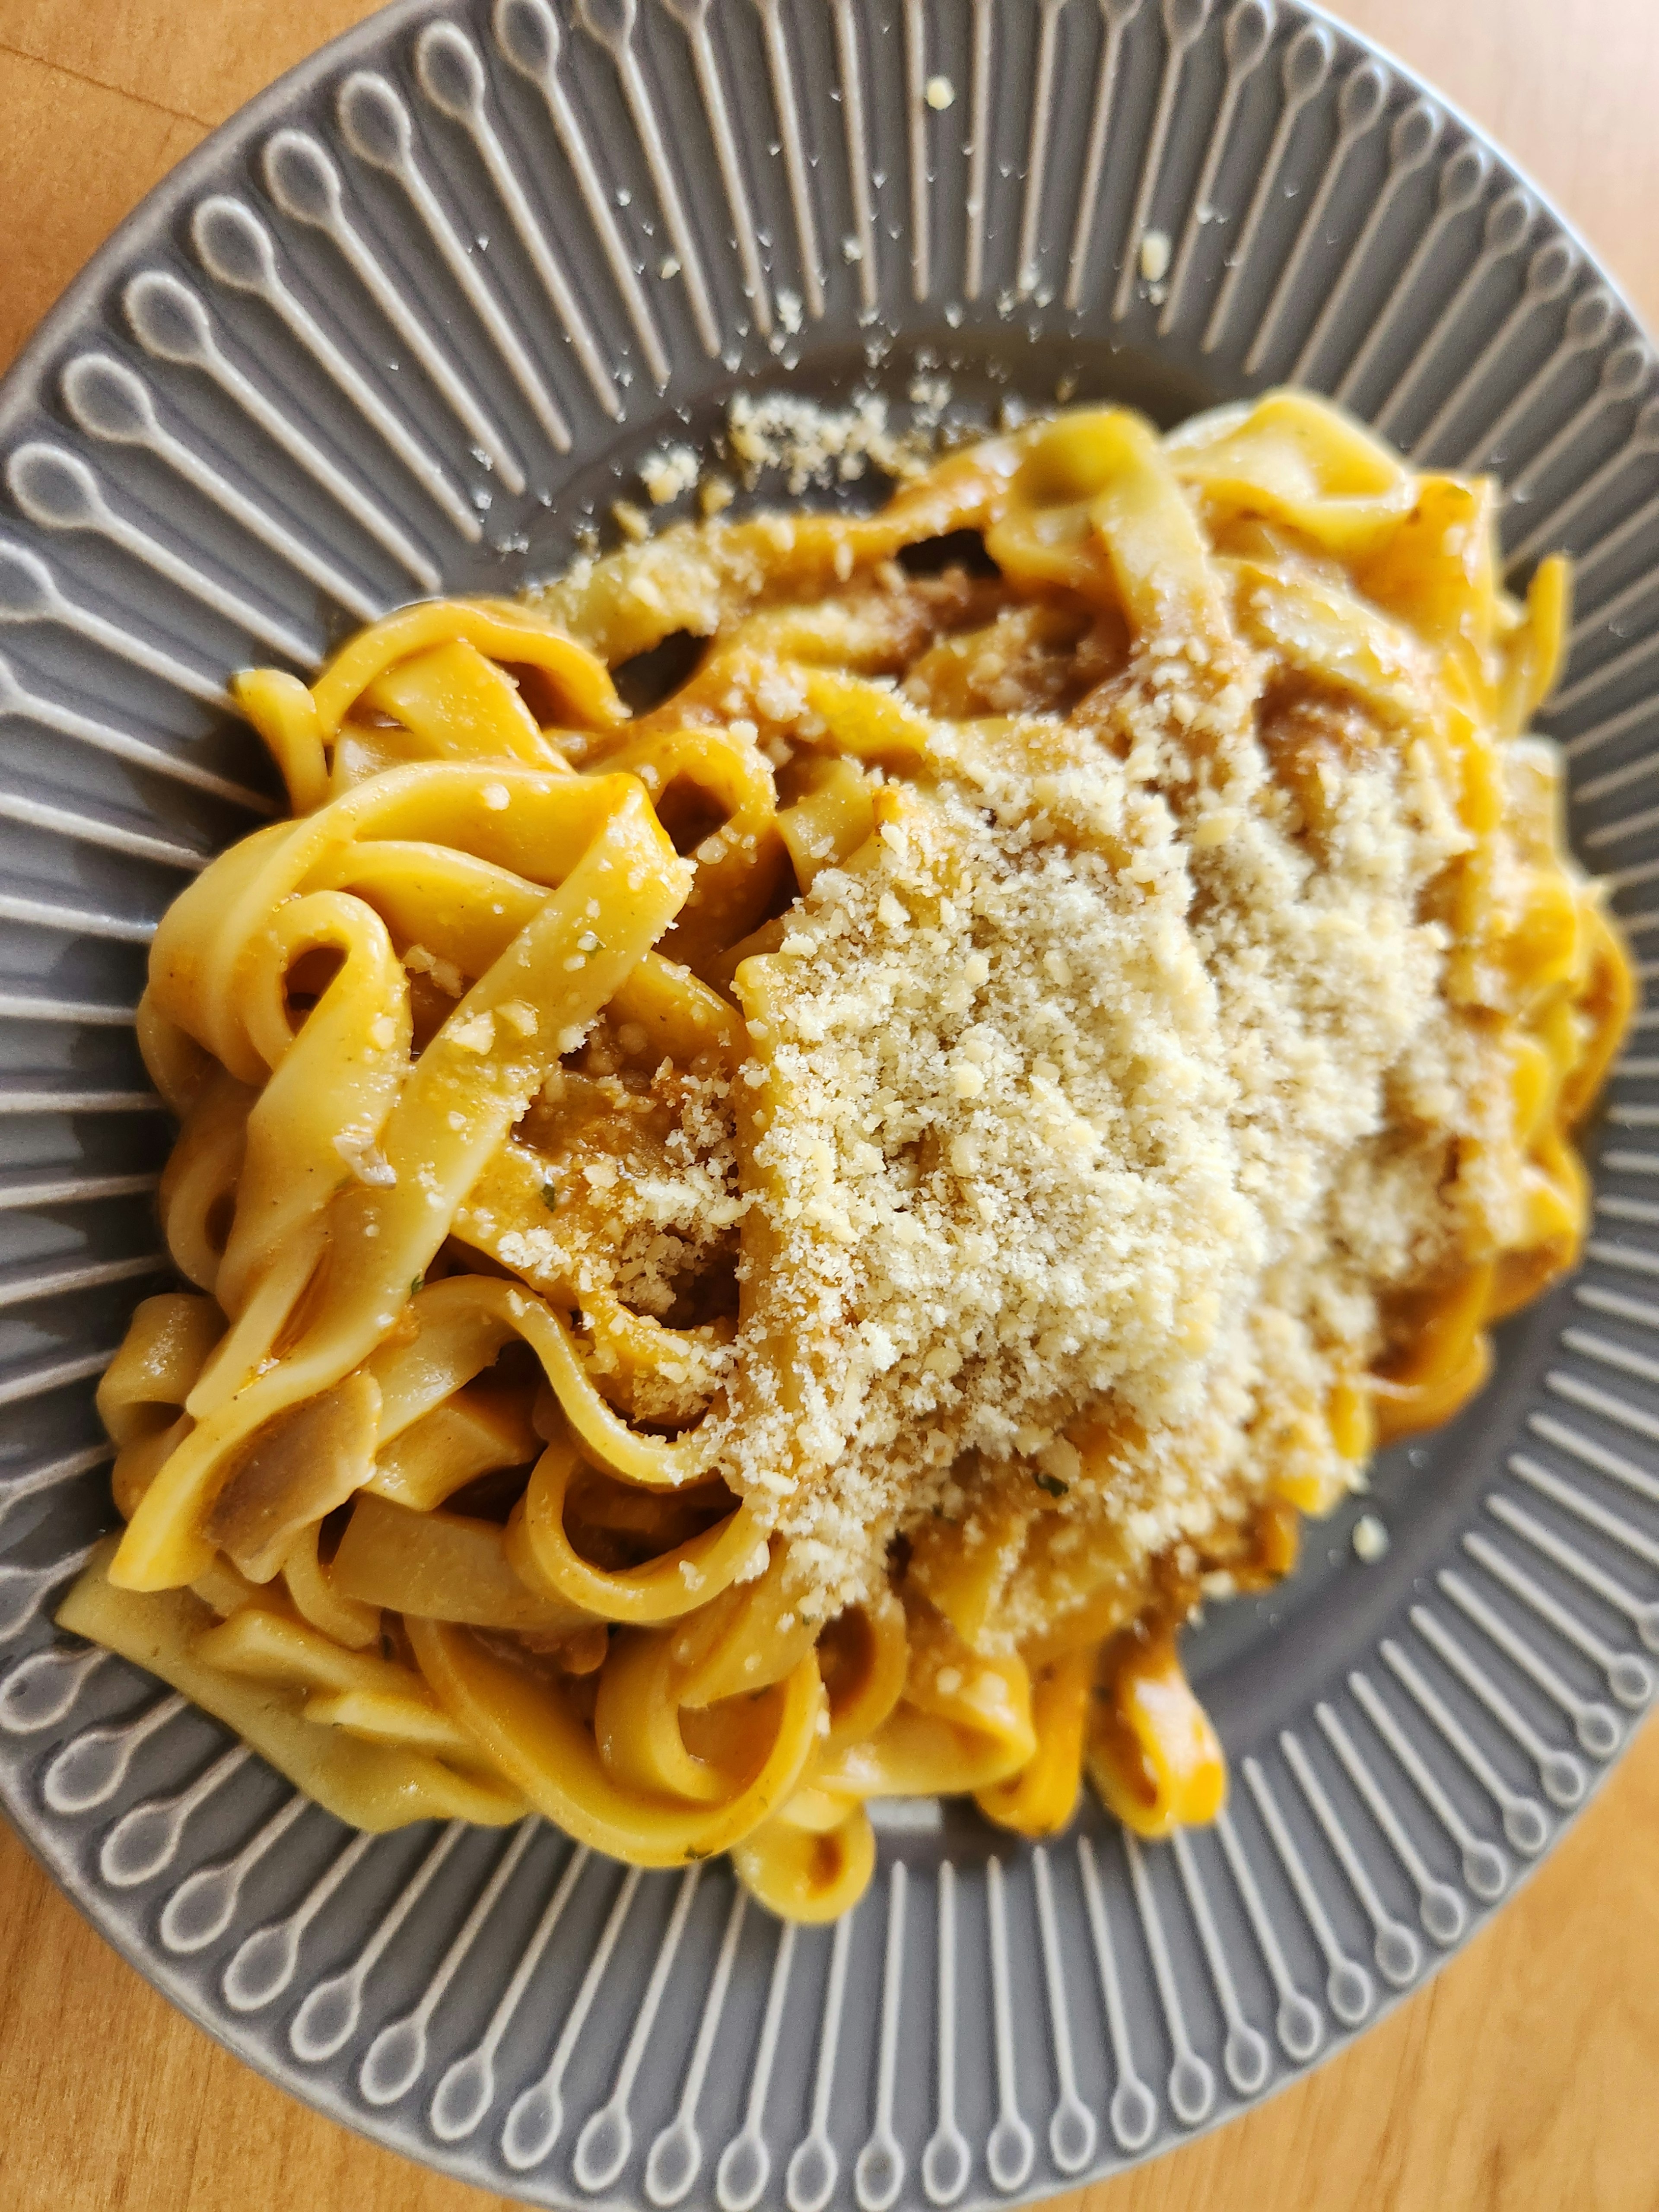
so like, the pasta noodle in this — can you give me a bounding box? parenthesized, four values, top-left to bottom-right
(64, 392, 1632, 1921)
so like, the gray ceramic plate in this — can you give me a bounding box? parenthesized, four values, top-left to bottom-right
(3, 0, 1659, 2202)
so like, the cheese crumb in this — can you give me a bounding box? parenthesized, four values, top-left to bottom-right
(1352, 1513, 1390, 1564)
(333, 1132, 395, 1188)
(447, 1009, 496, 1054)
(403, 943, 464, 998)
(1139, 229, 1171, 283)
(639, 443, 700, 506)
(1192, 806, 1241, 848)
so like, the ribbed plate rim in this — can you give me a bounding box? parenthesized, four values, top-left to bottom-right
(0, 0, 1655, 2203)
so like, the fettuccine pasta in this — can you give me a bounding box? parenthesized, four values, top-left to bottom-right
(64, 392, 1631, 1920)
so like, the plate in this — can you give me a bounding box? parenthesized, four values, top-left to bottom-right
(2, 0, 1658, 2203)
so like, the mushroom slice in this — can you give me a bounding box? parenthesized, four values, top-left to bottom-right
(206, 1371, 380, 1583)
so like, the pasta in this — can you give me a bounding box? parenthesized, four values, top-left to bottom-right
(64, 391, 1632, 1922)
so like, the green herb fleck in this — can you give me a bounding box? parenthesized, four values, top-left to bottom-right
(541, 1182, 559, 1211)
(1033, 1470, 1069, 1499)
(409, 1274, 424, 1297)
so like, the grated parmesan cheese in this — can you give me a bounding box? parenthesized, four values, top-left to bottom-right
(689, 616, 1486, 1636)
(521, 417, 1559, 1656)
(639, 443, 701, 507)
(726, 391, 944, 494)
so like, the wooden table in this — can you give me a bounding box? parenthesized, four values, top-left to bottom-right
(3, 2, 1659, 2206)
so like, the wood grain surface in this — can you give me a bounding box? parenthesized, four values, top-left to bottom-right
(3, 3, 1658, 2207)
